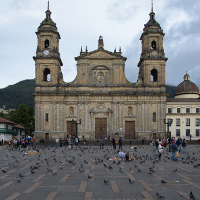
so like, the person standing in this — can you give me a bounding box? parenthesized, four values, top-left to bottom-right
(30, 137, 34, 146)
(142, 138, 145, 145)
(75, 137, 79, 147)
(119, 137, 122, 150)
(176, 138, 181, 152)
(100, 137, 104, 149)
(170, 141, 177, 160)
(182, 139, 186, 153)
(112, 137, 116, 149)
(55, 137, 59, 148)
(59, 138, 63, 147)
(155, 139, 159, 149)
(158, 142, 163, 160)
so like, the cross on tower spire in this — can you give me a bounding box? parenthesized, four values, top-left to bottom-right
(151, 0, 153, 12)
(45, 0, 51, 19)
(149, 0, 155, 20)
(47, 0, 50, 10)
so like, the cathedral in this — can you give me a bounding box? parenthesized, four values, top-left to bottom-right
(33, 4, 168, 142)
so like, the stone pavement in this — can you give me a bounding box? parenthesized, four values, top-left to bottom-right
(0, 144, 200, 200)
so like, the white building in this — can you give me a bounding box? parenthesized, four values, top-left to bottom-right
(166, 73, 200, 140)
(0, 117, 25, 141)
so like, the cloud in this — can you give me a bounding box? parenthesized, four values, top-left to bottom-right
(0, 0, 200, 91)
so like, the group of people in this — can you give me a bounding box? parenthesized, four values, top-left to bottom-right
(155, 137, 187, 161)
(99, 136, 123, 150)
(55, 135, 86, 148)
(3, 137, 34, 148)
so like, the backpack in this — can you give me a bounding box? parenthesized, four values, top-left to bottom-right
(172, 143, 177, 150)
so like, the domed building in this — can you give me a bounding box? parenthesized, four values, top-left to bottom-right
(166, 73, 200, 140)
(174, 73, 199, 99)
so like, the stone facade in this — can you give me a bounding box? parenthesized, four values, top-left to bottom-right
(33, 8, 168, 142)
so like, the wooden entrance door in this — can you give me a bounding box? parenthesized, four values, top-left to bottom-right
(45, 133, 49, 140)
(67, 121, 77, 137)
(95, 118, 107, 139)
(153, 133, 156, 140)
(125, 121, 135, 139)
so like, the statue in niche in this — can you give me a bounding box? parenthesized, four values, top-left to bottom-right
(128, 107, 132, 116)
(99, 77, 102, 84)
(98, 72, 104, 85)
(69, 107, 74, 117)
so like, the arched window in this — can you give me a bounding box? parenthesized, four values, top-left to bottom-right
(151, 41, 156, 49)
(151, 69, 158, 82)
(45, 39, 50, 48)
(43, 68, 51, 81)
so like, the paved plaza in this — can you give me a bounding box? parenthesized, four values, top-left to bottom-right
(0, 143, 200, 200)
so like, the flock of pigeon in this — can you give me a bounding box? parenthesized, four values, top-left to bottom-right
(0, 144, 200, 199)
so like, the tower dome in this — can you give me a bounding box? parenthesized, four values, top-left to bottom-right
(174, 73, 199, 98)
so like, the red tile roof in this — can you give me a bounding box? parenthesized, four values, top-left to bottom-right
(0, 117, 25, 130)
(0, 117, 15, 124)
(14, 124, 25, 130)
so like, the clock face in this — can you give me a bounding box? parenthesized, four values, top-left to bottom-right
(44, 50, 49, 55)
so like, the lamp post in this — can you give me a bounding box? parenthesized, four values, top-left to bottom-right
(72, 119, 81, 137)
(164, 118, 173, 139)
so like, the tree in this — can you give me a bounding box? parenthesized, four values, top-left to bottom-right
(0, 112, 6, 118)
(6, 104, 35, 136)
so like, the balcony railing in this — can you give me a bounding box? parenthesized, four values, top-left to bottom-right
(0, 128, 18, 136)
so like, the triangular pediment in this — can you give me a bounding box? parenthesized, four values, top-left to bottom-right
(75, 49, 127, 61)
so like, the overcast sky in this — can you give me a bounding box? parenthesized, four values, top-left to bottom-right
(0, 0, 200, 90)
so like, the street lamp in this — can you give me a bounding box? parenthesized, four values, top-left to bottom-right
(72, 119, 81, 137)
(164, 118, 173, 138)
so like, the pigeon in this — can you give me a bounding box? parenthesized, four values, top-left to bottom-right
(104, 164, 107, 167)
(173, 168, 177, 172)
(129, 178, 134, 184)
(104, 179, 109, 184)
(161, 179, 167, 184)
(79, 168, 84, 172)
(156, 192, 165, 198)
(19, 173, 25, 178)
(2, 170, 6, 173)
(31, 170, 35, 173)
(47, 168, 52, 172)
(190, 191, 195, 200)
(138, 168, 142, 173)
(108, 165, 113, 170)
(119, 168, 124, 173)
(51, 171, 57, 175)
(16, 177, 21, 183)
(59, 166, 62, 169)
(88, 174, 93, 179)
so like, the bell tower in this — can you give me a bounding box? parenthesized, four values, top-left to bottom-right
(33, 1, 63, 87)
(137, 2, 167, 87)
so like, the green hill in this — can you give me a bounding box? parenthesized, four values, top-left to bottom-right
(0, 79, 35, 109)
(166, 84, 176, 98)
(0, 79, 176, 109)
